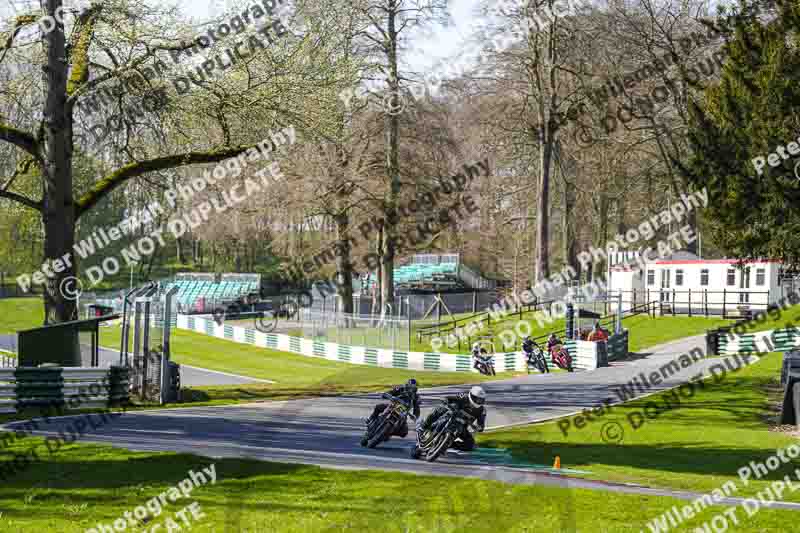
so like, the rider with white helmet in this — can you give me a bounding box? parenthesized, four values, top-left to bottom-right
(412, 385, 487, 458)
(471, 342, 490, 371)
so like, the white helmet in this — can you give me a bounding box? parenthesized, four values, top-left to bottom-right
(468, 386, 486, 408)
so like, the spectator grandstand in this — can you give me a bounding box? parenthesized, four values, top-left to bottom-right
(167, 273, 261, 313)
(361, 254, 495, 292)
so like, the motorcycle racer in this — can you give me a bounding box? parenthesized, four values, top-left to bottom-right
(364, 379, 421, 438)
(412, 386, 487, 457)
(472, 342, 492, 372)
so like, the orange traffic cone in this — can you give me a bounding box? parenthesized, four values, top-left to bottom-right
(553, 456, 561, 469)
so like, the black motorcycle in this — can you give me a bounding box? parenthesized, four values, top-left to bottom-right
(524, 341, 549, 374)
(360, 393, 414, 449)
(413, 402, 476, 463)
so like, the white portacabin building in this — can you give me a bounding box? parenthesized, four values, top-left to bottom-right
(608, 251, 785, 315)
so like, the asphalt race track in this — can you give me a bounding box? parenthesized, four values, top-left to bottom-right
(6, 334, 800, 510)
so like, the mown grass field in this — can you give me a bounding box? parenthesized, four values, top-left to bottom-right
(0, 298, 43, 335)
(1, 437, 799, 532)
(413, 308, 734, 354)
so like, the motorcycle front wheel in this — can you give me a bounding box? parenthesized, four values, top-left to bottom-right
(367, 416, 394, 448)
(425, 431, 454, 463)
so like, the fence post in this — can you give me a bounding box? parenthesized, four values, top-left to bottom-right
(688, 288, 692, 317)
(407, 297, 411, 351)
(672, 289, 676, 315)
(705, 288, 708, 317)
(723, 288, 727, 318)
(472, 291, 477, 314)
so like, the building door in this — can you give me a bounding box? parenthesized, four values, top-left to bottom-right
(660, 269, 671, 302)
(739, 267, 750, 303)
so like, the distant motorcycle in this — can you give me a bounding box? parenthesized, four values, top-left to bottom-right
(360, 393, 414, 449)
(523, 341, 549, 374)
(474, 356, 496, 376)
(549, 344, 574, 372)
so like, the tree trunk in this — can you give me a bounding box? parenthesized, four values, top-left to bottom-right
(679, 183, 699, 255)
(562, 176, 577, 276)
(536, 138, 553, 282)
(595, 193, 609, 279)
(371, 226, 383, 316)
(380, 0, 400, 316)
(42, 0, 77, 327)
(334, 212, 353, 315)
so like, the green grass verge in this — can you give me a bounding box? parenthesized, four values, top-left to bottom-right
(413, 311, 733, 354)
(97, 326, 505, 406)
(1, 438, 799, 532)
(0, 298, 43, 335)
(481, 350, 800, 500)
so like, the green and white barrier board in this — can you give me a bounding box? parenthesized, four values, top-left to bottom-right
(718, 327, 800, 355)
(178, 316, 533, 373)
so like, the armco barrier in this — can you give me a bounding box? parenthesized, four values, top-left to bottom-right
(176, 315, 576, 373)
(0, 366, 129, 414)
(716, 327, 800, 356)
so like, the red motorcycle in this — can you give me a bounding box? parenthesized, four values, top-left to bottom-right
(548, 342, 574, 372)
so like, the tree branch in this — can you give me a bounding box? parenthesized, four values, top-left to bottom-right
(75, 144, 270, 217)
(0, 189, 42, 212)
(0, 123, 38, 156)
(66, 5, 103, 97)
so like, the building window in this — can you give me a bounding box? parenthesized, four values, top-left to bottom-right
(727, 269, 736, 286)
(701, 269, 709, 286)
(756, 268, 765, 286)
(676, 269, 684, 286)
(647, 270, 655, 286)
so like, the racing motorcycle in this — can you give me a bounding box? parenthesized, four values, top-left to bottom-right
(523, 340, 549, 374)
(413, 401, 477, 463)
(360, 393, 415, 449)
(474, 355, 496, 376)
(549, 343, 574, 372)
(472, 339, 496, 376)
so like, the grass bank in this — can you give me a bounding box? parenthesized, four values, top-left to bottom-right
(481, 350, 800, 501)
(98, 326, 506, 405)
(0, 298, 43, 335)
(0, 438, 798, 532)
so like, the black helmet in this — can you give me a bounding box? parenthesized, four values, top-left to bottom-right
(406, 378, 418, 392)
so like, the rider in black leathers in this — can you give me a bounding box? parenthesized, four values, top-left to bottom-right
(471, 343, 492, 372)
(365, 379, 421, 437)
(413, 386, 486, 455)
(522, 336, 540, 367)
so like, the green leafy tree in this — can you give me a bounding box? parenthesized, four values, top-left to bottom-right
(682, 0, 800, 265)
